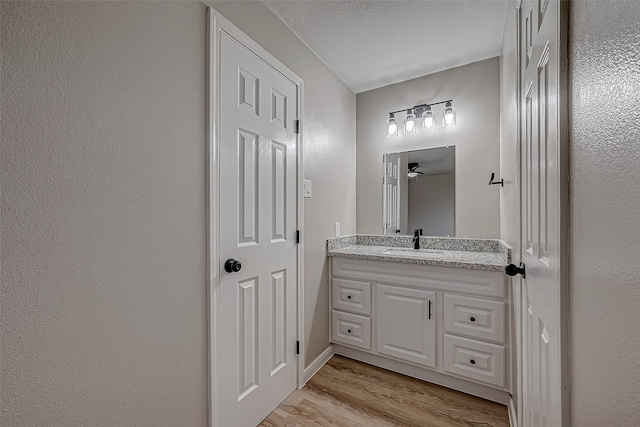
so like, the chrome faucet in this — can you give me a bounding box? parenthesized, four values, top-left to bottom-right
(413, 229, 420, 250)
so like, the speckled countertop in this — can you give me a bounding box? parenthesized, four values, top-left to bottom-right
(327, 235, 510, 272)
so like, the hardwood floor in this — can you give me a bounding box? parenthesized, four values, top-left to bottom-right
(260, 355, 509, 427)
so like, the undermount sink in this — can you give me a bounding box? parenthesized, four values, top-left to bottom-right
(384, 248, 444, 258)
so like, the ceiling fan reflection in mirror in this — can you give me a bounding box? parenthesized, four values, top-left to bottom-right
(408, 162, 424, 178)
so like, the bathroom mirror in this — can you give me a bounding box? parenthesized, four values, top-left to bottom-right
(383, 146, 455, 237)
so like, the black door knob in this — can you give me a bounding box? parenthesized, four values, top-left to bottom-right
(505, 262, 526, 278)
(224, 258, 242, 273)
(470, 359, 476, 365)
(469, 316, 476, 322)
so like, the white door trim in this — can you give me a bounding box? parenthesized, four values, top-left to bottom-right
(206, 8, 305, 427)
(512, 3, 523, 426)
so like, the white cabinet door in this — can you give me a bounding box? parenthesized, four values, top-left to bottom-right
(376, 284, 436, 368)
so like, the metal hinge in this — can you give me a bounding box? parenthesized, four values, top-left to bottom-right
(295, 119, 300, 134)
(296, 341, 300, 355)
(296, 230, 300, 244)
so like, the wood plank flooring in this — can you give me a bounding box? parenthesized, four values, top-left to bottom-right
(259, 355, 509, 427)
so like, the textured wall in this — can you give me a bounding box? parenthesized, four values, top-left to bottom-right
(199, 1, 357, 369)
(0, 2, 208, 425)
(570, 1, 640, 425)
(356, 58, 501, 238)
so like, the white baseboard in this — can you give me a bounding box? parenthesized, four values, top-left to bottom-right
(302, 345, 334, 385)
(508, 397, 518, 427)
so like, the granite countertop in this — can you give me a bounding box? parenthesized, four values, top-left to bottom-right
(327, 235, 510, 272)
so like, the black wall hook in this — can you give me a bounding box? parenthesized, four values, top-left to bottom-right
(488, 172, 504, 187)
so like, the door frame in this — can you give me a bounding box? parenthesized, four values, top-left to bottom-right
(206, 8, 305, 427)
(512, 3, 523, 425)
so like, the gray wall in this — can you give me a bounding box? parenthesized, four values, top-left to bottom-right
(356, 58, 501, 238)
(208, 0, 357, 370)
(1, 1, 356, 425)
(407, 173, 455, 237)
(1, 2, 208, 425)
(569, 1, 640, 425)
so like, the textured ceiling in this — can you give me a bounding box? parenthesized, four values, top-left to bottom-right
(265, 0, 508, 93)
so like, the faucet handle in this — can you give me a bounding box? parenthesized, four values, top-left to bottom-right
(414, 229, 420, 237)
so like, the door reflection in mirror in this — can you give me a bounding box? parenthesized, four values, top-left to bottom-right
(383, 146, 455, 237)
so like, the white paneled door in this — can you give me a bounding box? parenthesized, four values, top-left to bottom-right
(383, 153, 400, 234)
(216, 26, 299, 427)
(519, 0, 567, 425)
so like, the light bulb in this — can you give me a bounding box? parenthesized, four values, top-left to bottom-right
(387, 113, 398, 137)
(442, 101, 456, 127)
(388, 121, 397, 134)
(445, 112, 454, 125)
(425, 117, 434, 127)
(404, 109, 416, 134)
(405, 119, 415, 133)
(422, 106, 435, 130)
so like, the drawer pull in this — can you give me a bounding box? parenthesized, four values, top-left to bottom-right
(469, 316, 476, 322)
(470, 359, 476, 365)
(347, 329, 352, 334)
(347, 295, 352, 299)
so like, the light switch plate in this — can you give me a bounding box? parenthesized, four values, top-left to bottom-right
(303, 179, 312, 198)
(334, 222, 340, 237)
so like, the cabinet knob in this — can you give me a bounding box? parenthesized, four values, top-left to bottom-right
(470, 359, 476, 365)
(470, 316, 476, 322)
(347, 295, 352, 300)
(347, 329, 352, 334)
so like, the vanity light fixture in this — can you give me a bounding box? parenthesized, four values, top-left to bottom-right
(386, 99, 455, 137)
(387, 113, 398, 137)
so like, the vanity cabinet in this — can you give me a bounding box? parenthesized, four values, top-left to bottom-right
(329, 257, 511, 400)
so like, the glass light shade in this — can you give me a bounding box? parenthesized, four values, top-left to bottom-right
(422, 108, 435, 131)
(387, 114, 398, 137)
(404, 110, 416, 134)
(407, 171, 418, 178)
(442, 102, 456, 128)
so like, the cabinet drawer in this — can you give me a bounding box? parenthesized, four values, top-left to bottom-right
(332, 278, 372, 315)
(443, 334, 505, 388)
(444, 294, 505, 343)
(332, 310, 371, 350)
